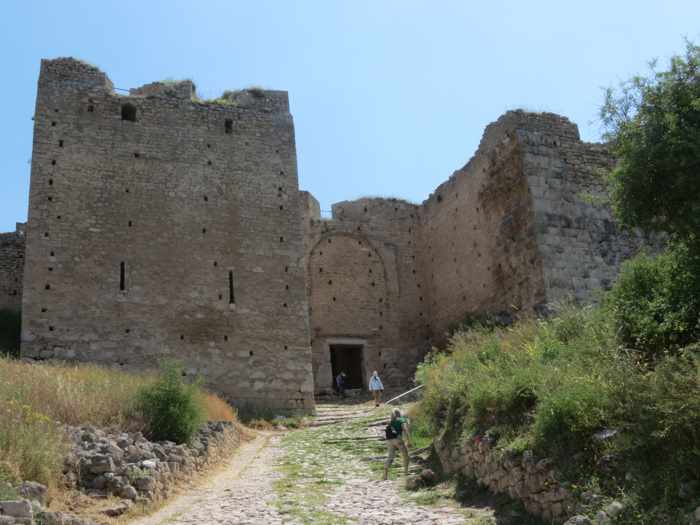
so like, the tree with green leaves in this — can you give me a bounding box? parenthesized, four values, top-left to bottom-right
(600, 40, 700, 246)
(602, 41, 700, 360)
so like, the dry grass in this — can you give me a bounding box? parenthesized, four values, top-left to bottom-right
(0, 358, 239, 489)
(200, 391, 237, 423)
(0, 358, 154, 430)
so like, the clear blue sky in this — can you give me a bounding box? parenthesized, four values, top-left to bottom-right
(1, 1, 699, 231)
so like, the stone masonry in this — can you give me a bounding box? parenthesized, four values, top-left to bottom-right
(20, 58, 314, 412)
(303, 111, 649, 394)
(0, 223, 25, 312)
(0, 58, 649, 406)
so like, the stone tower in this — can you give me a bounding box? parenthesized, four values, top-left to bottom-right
(21, 58, 314, 412)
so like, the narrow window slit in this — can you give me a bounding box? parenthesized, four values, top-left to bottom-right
(119, 261, 125, 291)
(228, 271, 235, 304)
(225, 119, 233, 134)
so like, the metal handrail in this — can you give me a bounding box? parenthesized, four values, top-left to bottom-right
(384, 384, 424, 406)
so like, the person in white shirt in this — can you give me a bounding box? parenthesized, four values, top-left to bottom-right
(368, 370, 384, 406)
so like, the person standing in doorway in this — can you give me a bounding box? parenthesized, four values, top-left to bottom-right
(383, 409, 410, 482)
(335, 371, 347, 398)
(368, 370, 384, 406)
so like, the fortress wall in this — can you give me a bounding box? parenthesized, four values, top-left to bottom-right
(303, 112, 649, 376)
(302, 197, 427, 393)
(17, 58, 649, 399)
(0, 224, 25, 312)
(517, 116, 650, 304)
(417, 111, 650, 341)
(22, 58, 314, 412)
(417, 114, 547, 341)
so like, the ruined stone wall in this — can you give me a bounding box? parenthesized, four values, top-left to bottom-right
(417, 115, 547, 341)
(517, 113, 649, 304)
(301, 193, 428, 393)
(415, 111, 649, 341)
(22, 58, 314, 412)
(0, 224, 25, 312)
(305, 111, 649, 363)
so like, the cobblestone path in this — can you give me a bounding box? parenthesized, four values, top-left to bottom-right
(131, 403, 492, 524)
(131, 433, 286, 525)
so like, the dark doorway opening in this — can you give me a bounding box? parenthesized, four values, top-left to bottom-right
(330, 345, 365, 389)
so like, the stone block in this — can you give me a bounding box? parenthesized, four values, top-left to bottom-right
(0, 499, 32, 518)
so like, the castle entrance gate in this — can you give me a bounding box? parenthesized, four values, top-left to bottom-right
(329, 344, 365, 389)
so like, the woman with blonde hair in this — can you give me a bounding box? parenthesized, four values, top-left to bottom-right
(368, 370, 384, 406)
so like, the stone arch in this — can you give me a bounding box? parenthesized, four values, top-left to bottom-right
(307, 232, 388, 337)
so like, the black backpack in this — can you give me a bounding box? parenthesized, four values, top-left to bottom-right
(385, 421, 400, 440)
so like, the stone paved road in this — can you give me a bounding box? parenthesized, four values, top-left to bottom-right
(326, 477, 470, 524)
(131, 433, 286, 525)
(130, 411, 484, 524)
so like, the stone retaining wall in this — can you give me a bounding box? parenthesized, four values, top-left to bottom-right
(66, 421, 241, 506)
(0, 421, 242, 524)
(435, 434, 577, 523)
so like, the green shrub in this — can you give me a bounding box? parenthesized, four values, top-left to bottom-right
(612, 347, 700, 504)
(136, 361, 206, 444)
(415, 304, 700, 516)
(605, 242, 700, 361)
(0, 309, 21, 357)
(532, 377, 610, 459)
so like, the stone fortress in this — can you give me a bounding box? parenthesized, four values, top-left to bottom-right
(0, 58, 648, 412)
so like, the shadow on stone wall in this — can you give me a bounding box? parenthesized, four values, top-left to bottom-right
(0, 308, 21, 357)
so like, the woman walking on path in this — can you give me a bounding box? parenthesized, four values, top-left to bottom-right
(368, 370, 384, 406)
(383, 409, 410, 482)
